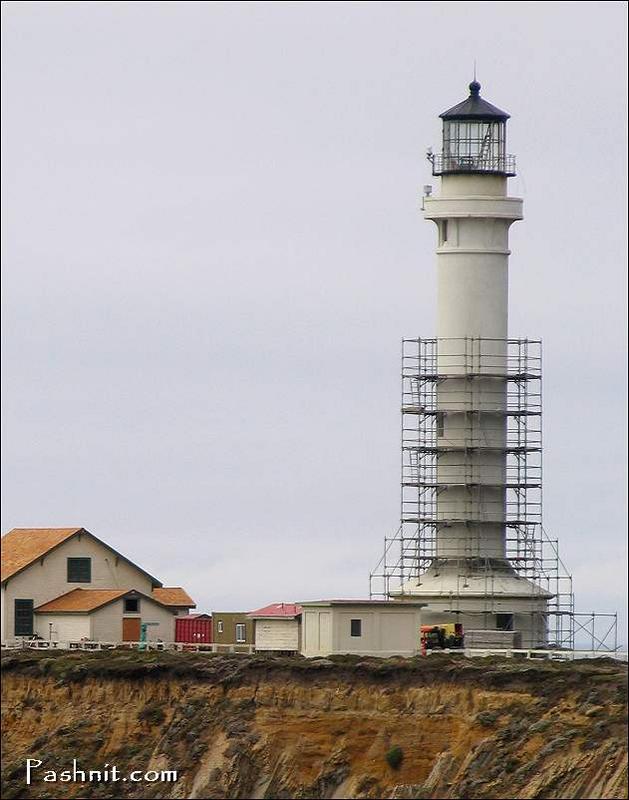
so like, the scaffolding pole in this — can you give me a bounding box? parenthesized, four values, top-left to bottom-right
(369, 337, 618, 653)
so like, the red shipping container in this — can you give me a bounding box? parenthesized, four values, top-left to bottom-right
(175, 614, 213, 644)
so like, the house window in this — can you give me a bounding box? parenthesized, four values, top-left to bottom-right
(124, 597, 140, 614)
(217, 620, 224, 634)
(496, 614, 514, 631)
(14, 599, 34, 636)
(235, 623, 246, 643)
(350, 619, 362, 637)
(67, 557, 91, 583)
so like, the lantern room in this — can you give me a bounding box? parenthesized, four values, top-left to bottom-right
(431, 80, 515, 176)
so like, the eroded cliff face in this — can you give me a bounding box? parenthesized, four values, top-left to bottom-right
(1, 651, 627, 800)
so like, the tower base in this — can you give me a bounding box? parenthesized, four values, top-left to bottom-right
(392, 558, 552, 649)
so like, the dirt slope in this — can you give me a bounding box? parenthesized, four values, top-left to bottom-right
(1, 651, 627, 799)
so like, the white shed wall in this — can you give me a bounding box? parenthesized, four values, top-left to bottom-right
(254, 618, 299, 651)
(301, 605, 422, 658)
(36, 614, 91, 642)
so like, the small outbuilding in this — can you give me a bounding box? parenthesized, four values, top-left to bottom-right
(175, 613, 213, 644)
(211, 611, 254, 648)
(299, 600, 426, 658)
(248, 603, 301, 653)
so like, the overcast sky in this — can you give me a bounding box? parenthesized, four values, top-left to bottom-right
(2, 2, 627, 643)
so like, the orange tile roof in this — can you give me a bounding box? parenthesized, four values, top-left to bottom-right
(152, 587, 196, 607)
(36, 589, 129, 613)
(1, 527, 164, 587)
(1, 528, 83, 583)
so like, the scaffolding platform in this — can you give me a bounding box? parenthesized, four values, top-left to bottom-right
(369, 337, 596, 651)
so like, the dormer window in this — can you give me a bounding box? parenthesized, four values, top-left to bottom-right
(124, 597, 140, 613)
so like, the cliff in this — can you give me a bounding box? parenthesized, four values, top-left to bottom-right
(1, 651, 627, 799)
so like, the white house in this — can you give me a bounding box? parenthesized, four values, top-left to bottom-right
(1, 527, 195, 643)
(248, 602, 302, 653)
(300, 600, 426, 658)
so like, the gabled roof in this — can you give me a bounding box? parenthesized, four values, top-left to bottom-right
(152, 587, 196, 608)
(1, 527, 162, 587)
(440, 80, 509, 121)
(1, 528, 82, 583)
(248, 602, 302, 619)
(36, 588, 130, 613)
(35, 587, 178, 614)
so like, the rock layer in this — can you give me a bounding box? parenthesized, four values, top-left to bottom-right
(1, 651, 627, 799)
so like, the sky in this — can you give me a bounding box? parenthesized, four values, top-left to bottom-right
(2, 1, 627, 645)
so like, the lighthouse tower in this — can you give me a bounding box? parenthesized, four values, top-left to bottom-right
(383, 81, 552, 648)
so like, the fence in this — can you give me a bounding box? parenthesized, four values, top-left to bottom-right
(2, 639, 626, 662)
(0, 639, 255, 654)
(425, 648, 628, 662)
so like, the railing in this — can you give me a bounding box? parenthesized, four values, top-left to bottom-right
(426, 648, 628, 662)
(3, 639, 625, 662)
(0, 639, 255, 653)
(431, 153, 516, 176)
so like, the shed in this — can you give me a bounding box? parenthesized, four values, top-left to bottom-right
(299, 600, 426, 658)
(248, 603, 301, 653)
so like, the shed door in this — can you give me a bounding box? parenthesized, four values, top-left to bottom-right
(122, 618, 141, 641)
(319, 612, 331, 654)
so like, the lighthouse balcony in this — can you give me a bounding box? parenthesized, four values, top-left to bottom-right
(431, 153, 516, 177)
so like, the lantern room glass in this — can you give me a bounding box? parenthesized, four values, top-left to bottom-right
(442, 119, 506, 172)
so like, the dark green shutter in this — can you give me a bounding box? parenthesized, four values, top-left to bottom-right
(67, 557, 92, 583)
(14, 600, 34, 636)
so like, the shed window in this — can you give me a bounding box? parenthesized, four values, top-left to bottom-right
(124, 597, 140, 613)
(14, 599, 34, 636)
(350, 619, 362, 637)
(217, 620, 224, 634)
(67, 557, 91, 583)
(235, 623, 246, 643)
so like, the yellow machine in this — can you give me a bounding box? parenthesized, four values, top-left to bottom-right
(421, 623, 464, 651)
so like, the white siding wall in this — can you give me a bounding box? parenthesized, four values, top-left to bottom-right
(36, 614, 91, 642)
(90, 600, 126, 642)
(254, 618, 299, 651)
(336, 611, 375, 652)
(301, 605, 422, 658)
(90, 598, 176, 642)
(2, 533, 156, 640)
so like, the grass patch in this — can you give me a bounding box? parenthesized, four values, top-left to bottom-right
(385, 745, 404, 770)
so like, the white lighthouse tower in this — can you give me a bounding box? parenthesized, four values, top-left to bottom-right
(373, 80, 553, 648)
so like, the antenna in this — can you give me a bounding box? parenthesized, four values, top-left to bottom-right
(473, 59, 477, 81)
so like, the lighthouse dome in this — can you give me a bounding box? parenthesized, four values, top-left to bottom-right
(440, 80, 510, 121)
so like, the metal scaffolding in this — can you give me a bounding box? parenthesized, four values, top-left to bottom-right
(369, 337, 618, 652)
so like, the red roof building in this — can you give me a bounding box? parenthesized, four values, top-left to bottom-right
(247, 602, 302, 619)
(247, 602, 301, 653)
